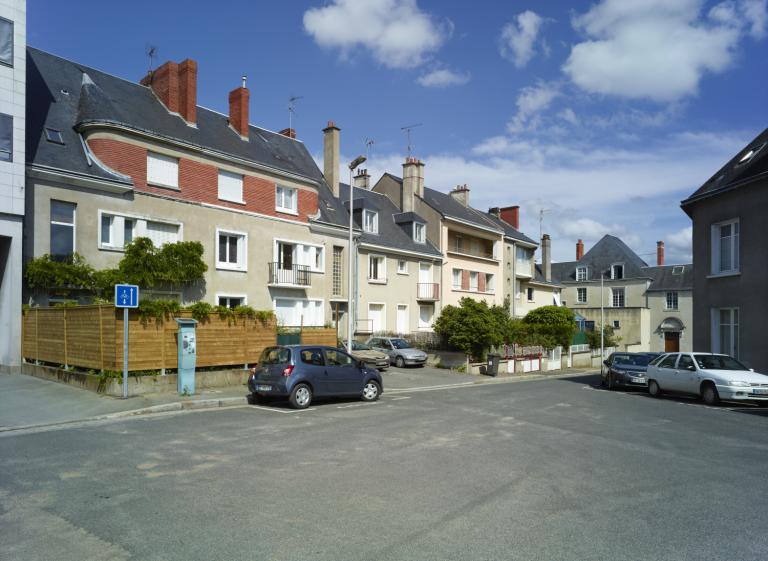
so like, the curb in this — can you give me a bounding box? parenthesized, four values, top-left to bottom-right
(0, 396, 248, 434)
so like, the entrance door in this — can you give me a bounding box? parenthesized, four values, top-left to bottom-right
(664, 332, 680, 352)
(396, 304, 408, 334)
(369, 304, 384, 333)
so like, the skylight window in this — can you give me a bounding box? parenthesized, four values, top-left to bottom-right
(737, 142, 765, 165)
(672, 266, 684, 275)
(45, 128, 64, 145)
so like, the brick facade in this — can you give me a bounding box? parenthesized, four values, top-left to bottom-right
(88, 137, 318, 222)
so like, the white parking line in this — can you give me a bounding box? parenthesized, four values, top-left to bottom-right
(248, 405, 316, 414)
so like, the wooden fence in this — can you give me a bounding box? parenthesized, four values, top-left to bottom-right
(22, 306, 337, 372)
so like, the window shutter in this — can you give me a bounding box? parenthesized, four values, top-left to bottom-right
(147, 152, 179, 187)
(478, 273, 486, 293)
(218, 170, 243, 202)
(461, 270, 469, 290)
(146, 221, 179, 246)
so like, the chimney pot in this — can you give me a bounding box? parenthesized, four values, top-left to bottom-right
(402, 157, 425, 212)
(576, 239, 585, 261)
(323, 121, 341, 197)
(449, 184, 470, 206)
(657, 241, 665, 266)
(142, 59, 198, 124)
(542, 234, 552, 283)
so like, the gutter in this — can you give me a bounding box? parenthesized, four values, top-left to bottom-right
(27, 165, 133, 194)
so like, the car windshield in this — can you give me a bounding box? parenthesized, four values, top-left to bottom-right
(259, 347, 291, 365)
(614, 355, 652, 366)
(694, 354, 748, 371)
(352, 341, 371, 351)
(391, 338, 412, 349)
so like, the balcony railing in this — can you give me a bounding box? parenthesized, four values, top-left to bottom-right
(355, 318, 373, 334)
(447, 243, 496, 260)
(417, 283, 440, 301)
(268, 262, 311, 287)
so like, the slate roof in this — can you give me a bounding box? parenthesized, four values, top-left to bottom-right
(550, 235, 692, 291)
(531, 264, 563, 287)
(681, 127, 768, 211)
(483, 212, 537, 245)
(643, 265, 693, 291)
(339, 185, 441, 257)
(26, 47, 349, 227)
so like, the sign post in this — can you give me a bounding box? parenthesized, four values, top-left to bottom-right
(114, 284, 139, 399)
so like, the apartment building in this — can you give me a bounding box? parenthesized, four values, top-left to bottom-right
(681, 127, 768, 371)
(0, 0, 24, 372)
(25, 48, 350, 328)
(552, 236, 692, 353)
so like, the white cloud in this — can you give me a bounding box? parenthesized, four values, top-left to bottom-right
(499, 11, 546, 68)
(665, 225, 693, 261)
(559, 108, 579, 126)
(507, 82, 560, 133)
(562, 0, 764, 101)
(417, 68, 470, 87)
(303, 0, 451, 69)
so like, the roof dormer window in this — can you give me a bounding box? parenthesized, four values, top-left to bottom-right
(576, 266, 587, 281)
(672, 265, 684, 275)
(611, 263, 624, 280)
(414, 222, 425, 243)
(363, 209, 378, 234)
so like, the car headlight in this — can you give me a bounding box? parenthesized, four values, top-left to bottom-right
(727, 380, 750, 387)
(613, 369, 627, 375)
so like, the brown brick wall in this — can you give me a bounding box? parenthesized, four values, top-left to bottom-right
(87, 137, 318, 222)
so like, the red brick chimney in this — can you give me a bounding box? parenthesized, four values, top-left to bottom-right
(576, 239, 584, 260)
(499, 206, 520, 230)
(229, 78, 250, 139)
(141, 59, 197, 124)
(278, 128, 296, 139)
(657, 241, 665, 266)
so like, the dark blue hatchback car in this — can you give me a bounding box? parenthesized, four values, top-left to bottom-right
(247, 345, 384, 409)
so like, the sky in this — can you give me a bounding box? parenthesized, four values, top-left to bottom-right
(30, 0, 768, 264)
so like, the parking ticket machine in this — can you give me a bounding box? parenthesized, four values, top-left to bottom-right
(175, 318, 198, 395)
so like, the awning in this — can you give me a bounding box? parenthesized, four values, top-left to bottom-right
(659, 317, 685, 332)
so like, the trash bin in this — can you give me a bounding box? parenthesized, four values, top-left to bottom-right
(486, 353, 500, 377)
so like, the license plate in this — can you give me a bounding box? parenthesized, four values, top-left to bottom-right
(631, 378, 646, 384)
(255, 385, 272, 392)
(752, 388, 768, 395)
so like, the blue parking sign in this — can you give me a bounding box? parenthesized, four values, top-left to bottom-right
(114, 284, 139, 308)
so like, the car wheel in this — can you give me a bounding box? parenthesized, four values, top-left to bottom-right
(361, 380, 381, 402)
(648, 380, 662, 397)
(289, 383, 312, 409)
(701, 383, 720, 406)
(395, 356, 405, 368)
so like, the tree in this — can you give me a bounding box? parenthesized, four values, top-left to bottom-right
(520, 306, 576, 349)
(433, 297, 507, 361)
(585, 324, 621, 350)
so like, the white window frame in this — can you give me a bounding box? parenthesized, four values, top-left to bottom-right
(485, 273, 495, 293)
(216, 228, 248, 272)
(418, 304, 434, 330)
(576, 287, 587, 303)
(147, 151, 179, 189)
(576, 266, 588, 281)
(50, 200, 77, 256)
(218, 169, 244, 204)
(413, 222, 426, 243)
(97, 210, 182, 252)
(712, 307, 739, 358)
(275, 185, 298, 214)
(368, 254, 387, 283)
(527, 287, 535, 302)
(611, 287, 625, 308)
(452, 268, 462, 289)
(710, 218, 740, 275)
(216, 294, 247, 309)
(665, 291, 679, 310)
(368, 302, 386, 332)
(272, 238, 325, 273)
(363, 209, 379, 234)
(515, 279, 522, 300)
(396, 303, 409, 334)
(273, 297, 325, 327)
(397, 259, 408, 275)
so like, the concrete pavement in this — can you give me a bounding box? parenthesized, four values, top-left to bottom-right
(0, 365, 596, 431)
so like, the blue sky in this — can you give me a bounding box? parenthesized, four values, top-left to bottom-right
(30, 0, 768, 263)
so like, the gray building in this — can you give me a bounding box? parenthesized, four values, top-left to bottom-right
(0, 0, 24, 372)
(552, 235, 693, 353)
(681, 127, 768, 372)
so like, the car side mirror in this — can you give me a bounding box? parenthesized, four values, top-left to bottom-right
(750, 368, 755, 372)
(603, 360, 609, 366)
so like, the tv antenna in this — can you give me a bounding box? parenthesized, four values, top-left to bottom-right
(288, 96, 303, 131)
(538, 208, 551, 241)
(400, 123, 423, 157)
(364, 137, 375, 160)
(146, 45, 158, 74)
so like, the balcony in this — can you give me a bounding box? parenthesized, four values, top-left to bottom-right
(417, 283, 440, 301)
(446, 243, 497, 260)
(268, 262, 311, 287)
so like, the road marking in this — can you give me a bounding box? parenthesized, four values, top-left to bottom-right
(389, 396, 411, 401)
(336, 402, 379, 409)
(247, 405, 316, 414)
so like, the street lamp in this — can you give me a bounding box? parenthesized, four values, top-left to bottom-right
(347, 155, 366, 352)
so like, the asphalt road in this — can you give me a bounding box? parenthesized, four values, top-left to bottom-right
(2, 374, 767, 561)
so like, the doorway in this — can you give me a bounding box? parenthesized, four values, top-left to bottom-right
(664, 331, 680, 352)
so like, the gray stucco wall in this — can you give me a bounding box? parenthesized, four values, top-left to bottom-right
(687, 180, 768, 372)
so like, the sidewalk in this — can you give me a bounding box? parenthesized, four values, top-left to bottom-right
(0, 365, 597, 431)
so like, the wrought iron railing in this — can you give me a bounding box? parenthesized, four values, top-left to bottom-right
(417, 283, 440, 300)
(268, 262, 311, 286)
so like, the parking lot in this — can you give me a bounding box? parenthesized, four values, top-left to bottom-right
(2, 372, 768, 561)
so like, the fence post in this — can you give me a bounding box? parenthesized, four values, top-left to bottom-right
(98, 306, 104, 371)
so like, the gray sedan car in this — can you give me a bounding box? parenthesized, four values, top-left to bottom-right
(366, 337, 427, 368)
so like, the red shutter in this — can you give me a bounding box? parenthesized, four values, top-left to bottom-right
(478, 273, 486, 293)
(461, 270, 469, 290)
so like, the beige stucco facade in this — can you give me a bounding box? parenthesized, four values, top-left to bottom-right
(647, 290, 693, 353)
(25, 176, 350, 326)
